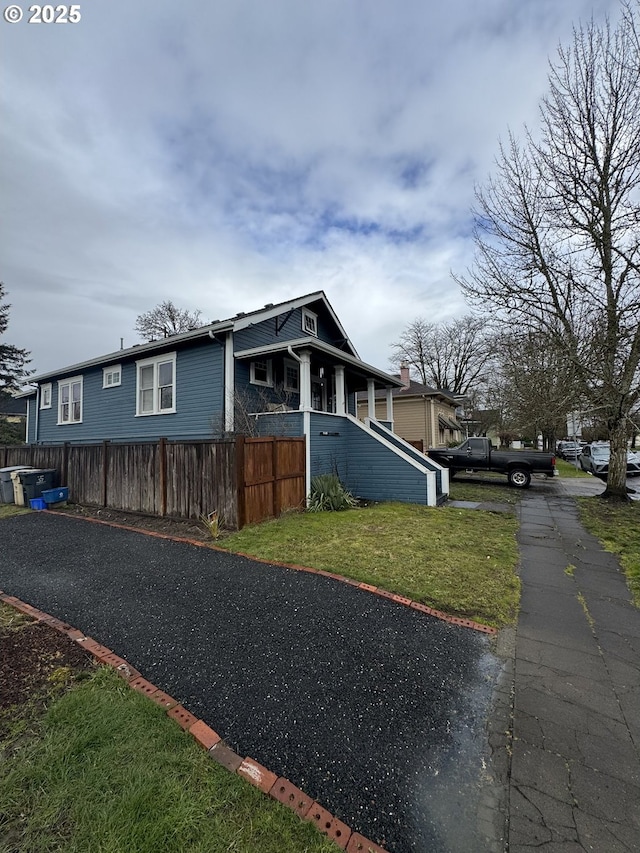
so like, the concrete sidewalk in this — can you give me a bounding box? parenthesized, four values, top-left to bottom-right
(511, 493, 640, 852)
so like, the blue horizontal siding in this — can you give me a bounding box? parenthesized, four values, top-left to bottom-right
(234, 305, 346, 351)
(253, 412, 304, 437)
(309, 413, 349, 483)
(368, 420, 443, 495)
(33, 340, 224, 443)
(307, 413, 431, 505)
(234, 358, 301, 412)
(342, 419, 428, 503)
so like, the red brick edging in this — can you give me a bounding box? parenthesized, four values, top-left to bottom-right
(0, 590, 389, 853)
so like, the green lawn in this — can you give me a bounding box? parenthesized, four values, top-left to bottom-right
(219, 502, 520, 628)
(448, 478, 522, 505)
(577, 497, 640, 606)
(554, 458, 590, 478)
(0, 503, 29, 520)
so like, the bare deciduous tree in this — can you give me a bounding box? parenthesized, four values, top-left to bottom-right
(390, 315, 494, 395)
(135, 300, 204, 341)
(456, 3, 640, 499)
(496, 330, 581, 450)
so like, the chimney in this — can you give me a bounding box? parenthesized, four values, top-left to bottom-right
(400, 362, 411, 388)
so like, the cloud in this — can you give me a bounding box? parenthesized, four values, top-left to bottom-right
(0, 0, 621, 376)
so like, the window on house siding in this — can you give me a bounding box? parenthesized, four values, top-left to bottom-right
(284, 359, 299, 392)
(302, 308, 318, 337)
(58, 377, 83, 424)
(136, 353, 176, 415)
(103, 365, 122, 388)
(250, 359, 273, 387)
(40, 383, 52, 409)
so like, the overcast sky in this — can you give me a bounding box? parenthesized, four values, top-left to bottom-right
(1, 0, 620, 379)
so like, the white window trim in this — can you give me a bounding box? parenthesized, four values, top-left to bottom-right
(250, 358, 273, 387)
(57, 376, 83, 425)
(103, 364, 122, 389)
(301, 308, 318, 337)
(40, 383, 52, 409)
(136, 352, 177, 416)
(283, 358, 300, 392)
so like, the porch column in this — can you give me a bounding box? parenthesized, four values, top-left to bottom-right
(334, 365, 346, 415)
(298, 350, 312, 410)
(385, 386, 394, 424)
(367, 379, 376, 420)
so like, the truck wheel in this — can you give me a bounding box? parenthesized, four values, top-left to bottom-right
(508, 468, 531, 488)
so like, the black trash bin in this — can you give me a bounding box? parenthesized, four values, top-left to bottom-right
(15, 469, 58, 504)
(0, 466, 34, 503)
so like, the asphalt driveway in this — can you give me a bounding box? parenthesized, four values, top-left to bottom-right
(0, 512, 505, 853)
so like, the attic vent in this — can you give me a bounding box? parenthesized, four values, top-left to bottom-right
(264, 303, 274, 309)
(236, 312, 245, 318)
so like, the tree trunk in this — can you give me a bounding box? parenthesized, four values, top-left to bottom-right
(603, 419, 629, 501)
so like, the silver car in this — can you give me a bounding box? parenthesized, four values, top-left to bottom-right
(579, 443, 610, 475)
(579, 443, 640, 476)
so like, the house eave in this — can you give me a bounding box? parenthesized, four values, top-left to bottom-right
(234, 338, 404, 388)
(28, 321, 235, 384)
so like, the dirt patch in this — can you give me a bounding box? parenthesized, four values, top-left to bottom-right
(52, 503, 220, 544)
(0, 613, 95, 738)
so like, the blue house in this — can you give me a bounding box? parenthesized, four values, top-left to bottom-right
(21, 292, 448, 506)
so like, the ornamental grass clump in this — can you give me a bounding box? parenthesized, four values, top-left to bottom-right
(308, 474, 358, 512)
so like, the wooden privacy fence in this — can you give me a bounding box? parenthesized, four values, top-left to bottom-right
(0, 436, 306, 530)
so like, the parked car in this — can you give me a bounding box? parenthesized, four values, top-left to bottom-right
(557, 440, 584, 460)
(627, 449, 640, 476)
(579, 443, 611, 476)
(579, 443, 640, 477)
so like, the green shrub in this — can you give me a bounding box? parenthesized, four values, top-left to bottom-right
(308, 474, 358, 512)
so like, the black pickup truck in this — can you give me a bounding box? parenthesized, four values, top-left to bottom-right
(427, 437, 556, 488)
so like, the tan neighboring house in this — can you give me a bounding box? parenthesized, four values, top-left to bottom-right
(357, 364, 462, 450)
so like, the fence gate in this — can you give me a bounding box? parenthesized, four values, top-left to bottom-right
(238, 436, 306, 527)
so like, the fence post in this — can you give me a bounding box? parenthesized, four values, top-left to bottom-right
(63, 443, 69, 487)
(236, 435, 245, 529)
(272, 437, 280, 519)
(159, 437, 167, 517)
(102, 441, 109, 507)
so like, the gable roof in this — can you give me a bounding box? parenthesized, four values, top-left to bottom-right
(26, 291, 359, 385)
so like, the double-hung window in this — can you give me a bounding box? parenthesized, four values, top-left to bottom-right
(136, 353, 176, 415)
(58, 376, 83, 424)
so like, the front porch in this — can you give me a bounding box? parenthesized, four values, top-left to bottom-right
(231, 338, 448, 508)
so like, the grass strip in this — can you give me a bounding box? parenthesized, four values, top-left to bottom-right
(577, 497, 640, 606)
(448, 479, 522, 505)
(219, 502, 520, 627)
(554, 459, 590, 478)
(0, 666, 337, 853)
